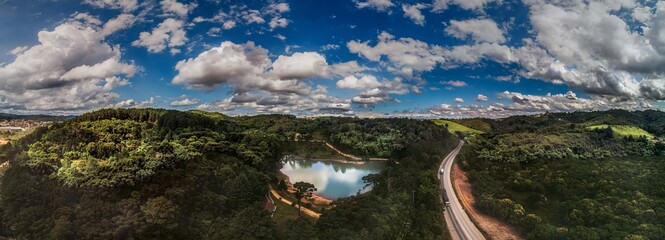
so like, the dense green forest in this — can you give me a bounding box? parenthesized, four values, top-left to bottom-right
(0, 108, 458, 239)
(458, 110, 665, 239)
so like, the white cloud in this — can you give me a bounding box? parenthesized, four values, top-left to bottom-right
(83, 0, 138, 12)
(270, 52, 328, 80)
(446, 42, 514, 64)
(475, 94, 488, 101)
(194, 3, 290, 32)
(170, 97, 200, 106)
(0, 16, 137, 112)
(336, 75, 381, 89)
(101, 13, 136, 37)
(445, 18, 506, 43)
(321, 44, 340, 51)
(172, 41, 323, 97)
(441, 80, 467, 87)
(160, 0, 197, 18)
(432, 0, 496, 11)
(454, 97, 464, 103)
(267, 3, 290, 14)
(489, 1, 665, 101)
(241, 9, 265, 24)
(354, 0, 395, 12)
(275, 34, 286, 41)
(9, 46, 28, 55)
(429, 91, 654, 119)
(269, 17, 289, 30)
(327, 61, 371, 77)
(402, 4, 427, 26)
(132, 18, 187, 54)
(348, 31, 446, 78)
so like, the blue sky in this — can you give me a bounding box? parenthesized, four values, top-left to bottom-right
(0, 0, 663, 117)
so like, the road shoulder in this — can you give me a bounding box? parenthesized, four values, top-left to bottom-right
(452, 162, 524, 240)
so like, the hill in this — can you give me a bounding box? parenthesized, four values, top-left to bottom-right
(434, 119, 484, 134)
(458, 110, 665, 239)
(586, 124, 655, 139)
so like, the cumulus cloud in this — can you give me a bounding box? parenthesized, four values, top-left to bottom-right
(160, 0, 197, 18)
(432, 0, 496, 11)
(518, 1, 665, 100)
(446, 42, 513, 64)
(354, 0, 395, 12)
(0, 15, 137, 112)
(195, 2, 290, 32)
(170, 97, 200, 107)
(429, 91, 654, 119)
(441, 80, 467, 87)
(445, 18, 506, 43)
(402, 4, 428, 26)
(327, 61, 371, 77)
(348, 31, 446, 78)
(83, 0, 138, 12)
(454, 97, 464, 103)
(8, 46, 28, 56)
(475, 94, 488, 101)
(198, 87, 353, 115)
(101, 13, 136, 36)
(336, 75, 381, 89)
(132, 18, 187, 54)
(270, 52, 328, 80)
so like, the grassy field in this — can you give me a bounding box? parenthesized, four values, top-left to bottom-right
(451, 119, 492, 132)
(433, 119, 484, 134)
(586, 124, 655, 138)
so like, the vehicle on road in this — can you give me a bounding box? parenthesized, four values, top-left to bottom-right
(440, 168, 444, 174)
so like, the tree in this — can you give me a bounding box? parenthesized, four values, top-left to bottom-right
(293, 181, 316, 216)
(277, 179, 288, 191)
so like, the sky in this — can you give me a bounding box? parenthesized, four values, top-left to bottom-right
(0, 0, 664, 118)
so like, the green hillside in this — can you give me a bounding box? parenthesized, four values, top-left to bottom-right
(433, 119, 484, 134)
(586, 124, 655, 138)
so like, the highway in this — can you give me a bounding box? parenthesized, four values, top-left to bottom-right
(438, 141, 486, 240)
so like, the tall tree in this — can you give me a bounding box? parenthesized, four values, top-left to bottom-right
(293, 181, 316, 216)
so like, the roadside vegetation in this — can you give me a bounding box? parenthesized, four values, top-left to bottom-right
(458, 110, 665, 239)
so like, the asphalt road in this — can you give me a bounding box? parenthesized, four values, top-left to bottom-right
(438, 141, 486, 240)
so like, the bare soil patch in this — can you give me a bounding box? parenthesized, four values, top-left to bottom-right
(453, 163, 524, 240)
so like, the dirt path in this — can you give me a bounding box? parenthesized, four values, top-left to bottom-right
(453, 163, 524, 240)
(269, 187, 321, 219)
(308, 140, 388, 161)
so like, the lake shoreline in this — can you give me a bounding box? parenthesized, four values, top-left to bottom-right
(277, 172, 334, 205)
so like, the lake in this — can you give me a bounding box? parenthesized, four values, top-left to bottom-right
(280, 156, 386, 200)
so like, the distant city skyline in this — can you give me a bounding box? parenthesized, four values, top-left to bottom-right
(0, 0, 664, 117)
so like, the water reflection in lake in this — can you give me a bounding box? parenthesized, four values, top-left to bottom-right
(280, 156, 385, 200)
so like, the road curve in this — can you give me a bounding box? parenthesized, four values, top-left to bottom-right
(439, 141, 486, 240)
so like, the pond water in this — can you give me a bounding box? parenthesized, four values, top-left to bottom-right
(280, 156, 385, 200)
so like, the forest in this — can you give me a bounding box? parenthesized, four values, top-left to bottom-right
(0, 108, 458, 239)
(457, 110, 665, 239)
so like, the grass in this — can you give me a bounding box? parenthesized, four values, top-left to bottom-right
(272, 196, 315, 239)
(433, 119, 484, 134)
(586, 124, 655, 138)
(452, 119, 492, 132)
